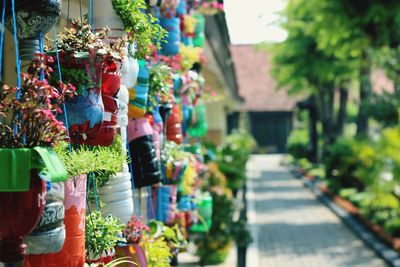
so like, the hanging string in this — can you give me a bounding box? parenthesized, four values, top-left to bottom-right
(127, 142, 139, 216)
(66, 0, 71, 27)
(0, 0, 6, 82)
(88, 0, 94, 31)
(53, 27, 72, 153)
(11, 0, 21, 90)
(138, 187, 142, 217)
(39, 31, 44, 81)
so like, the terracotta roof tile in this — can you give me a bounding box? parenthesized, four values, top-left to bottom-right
(230, 45, 297, 111)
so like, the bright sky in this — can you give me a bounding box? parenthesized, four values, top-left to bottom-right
(224, 0, 287, 44)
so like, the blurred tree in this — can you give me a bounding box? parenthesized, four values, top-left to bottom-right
(271, 0, 357, 155)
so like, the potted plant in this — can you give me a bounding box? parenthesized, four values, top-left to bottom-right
(144, 235, 172, 267)
(112, 0, 167, 60)
(115, 215, 149, 267)
(0, 53, 71, 263)
(50, 19, 120, 145)
(85, 211, 124, 265)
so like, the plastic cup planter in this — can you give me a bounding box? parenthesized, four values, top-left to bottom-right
(0, 147, 68, 264)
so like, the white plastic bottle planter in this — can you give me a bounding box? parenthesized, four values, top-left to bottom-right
(99, 172, 134, 224)
(25, 182, 65, 255)
(120, 45, 140, 89)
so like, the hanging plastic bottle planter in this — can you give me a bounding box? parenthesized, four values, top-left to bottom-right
(160, 10, 181, 56)
(128, 60, 149, 119)
(4, 0, 62, 60)
(127, 118, 162, 188)
(166, 104, 183, 144)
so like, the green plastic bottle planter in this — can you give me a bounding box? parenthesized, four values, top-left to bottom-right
(190, 193, 213, 233)
(0, 147, 68, 192)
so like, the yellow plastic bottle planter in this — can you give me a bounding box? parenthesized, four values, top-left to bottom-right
(0, 147, 68, 192)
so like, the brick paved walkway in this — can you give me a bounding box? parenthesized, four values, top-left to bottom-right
(247, 155, 388, 267)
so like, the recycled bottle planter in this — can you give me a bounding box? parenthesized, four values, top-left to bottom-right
(115, 243, 148, 267)
(99, 171, 134, 224)
(56, 53, 105, 145)
(25, 182, 65, 256)
(5, 0, 62, 60)
(129, 134, 162, 188)
(160, 12, 181, 56)
(87, 61, 121, 146)
(86, 249, 115, 266)
(193, 14, 205, 47)
(0, 172, 46, 263)
(121, 46, 140, 89)
(166, 104, 183, 144)
(0, 147, 67, 263)
(181, 104, 193, 136)
(176, 0, 187, 16)
(187, 103, 207, 138)
(190, 193, 213, 233)
(127, 118, 161, 188)
(128, 60, 149, 119)
(153, 185, 177, 224)
(36, 174, 88, 267)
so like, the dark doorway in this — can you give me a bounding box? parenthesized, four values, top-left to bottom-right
(249, 111, 293, 153)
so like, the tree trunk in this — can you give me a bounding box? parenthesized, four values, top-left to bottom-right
(335, 86, 348, 137)
(356, 54, 372, 136)
(308, 95, 318, 163)
(316, 87, 335, 156)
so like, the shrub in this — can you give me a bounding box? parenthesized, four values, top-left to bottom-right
(286, 128, 309, 160)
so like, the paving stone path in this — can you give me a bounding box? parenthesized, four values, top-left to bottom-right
(247, 155, 388, 267)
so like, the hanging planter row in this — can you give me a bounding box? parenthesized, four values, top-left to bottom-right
(0, 0, 225, 266)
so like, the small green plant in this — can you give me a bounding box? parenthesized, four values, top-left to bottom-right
(286, 128, 309, 160)
(85, 211, 124, 260)
(144, 236, 172, 267)
(231, 218, 253, 248)
(148, 63, 172, 109)
(112, 0, 167, 59)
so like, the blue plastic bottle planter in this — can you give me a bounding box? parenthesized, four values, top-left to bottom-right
(129, 60, 149, 119)
(160, 14, 181, 56)
(156, 185, 177, 224)
(59, 88, 104, 144)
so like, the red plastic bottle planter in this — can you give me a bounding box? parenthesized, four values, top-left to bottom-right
(0, 172, 46, 263)
(86, 61, 121, 146)
(29, 174, 87, 267)
(166, 104, 183, 144)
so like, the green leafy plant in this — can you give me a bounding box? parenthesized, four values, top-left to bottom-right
(54, 135, 127, 184)
(286, 128, 309, 160)
(112, 0, 167, 59)
(148, 63, 172, 109)
(85, 211, 124, 260)
(231, 218, 253, 248)
(144, 236, 172, 267)
(216, 130, 256, 191)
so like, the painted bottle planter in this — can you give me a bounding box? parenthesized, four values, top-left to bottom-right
(153, 185, 177, 224)
(166, 104, 183, 144)
(36, 174, 87, 267)
(86, 61, 121, 146)
(121, 46, 140, 89)
(5, 0, 62, 60)
(160, 13, 181, 56)
(190, 192, 213, 233)
(193, 14, 205, 47)
(187, 103, 207, 137)
(25, 182, 65, 256)
(99, 172, 134, 224)
(115, 243, 148, 267)
(128, 60, 149, 119)
(62, 88, 104, 145)
(0, 172, 46, 263)
(128, 118, 161, 188)
(0, 147, 67, 263)
(86, 249, 115, 266)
